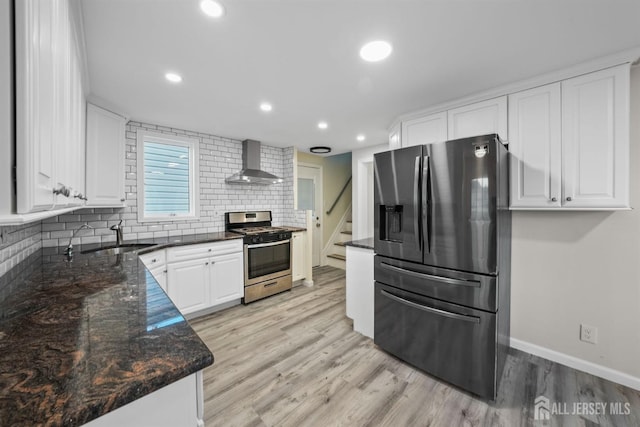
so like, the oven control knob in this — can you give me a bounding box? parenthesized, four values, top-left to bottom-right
(252, 236, 260, 244)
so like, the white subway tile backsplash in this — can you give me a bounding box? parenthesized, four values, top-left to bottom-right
(0, 223, 42, 278)
(40, 121, 306, 248)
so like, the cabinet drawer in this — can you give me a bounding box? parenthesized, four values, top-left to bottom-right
(139, 249, 166, 268)
(167, 240, 242, 262)
(374, 282, 497, 399)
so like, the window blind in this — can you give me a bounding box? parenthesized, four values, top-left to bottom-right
(143, 141, 190, 215)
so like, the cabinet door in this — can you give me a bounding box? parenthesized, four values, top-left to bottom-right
(401, 112, 447, 147)
(508, 83, 562, 208)
(388, 122, 401, 150)
(561, 65, 630, 208)
(52, 0, 71, 208)
(149, 266, 167, 292)
(15, 0, 57, 212)
(210, 252, 243, 305)
(447, 96, 507, 142)
(85, 104, 126, 206)
(166, 258, 210, 315)
(291, 231, 306, 282)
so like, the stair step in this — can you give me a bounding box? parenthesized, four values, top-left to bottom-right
(327, 253, 346, 261)
(346, 220, 352, 223)
(341, 230, 352, 235)
(335, 241, 346, 246)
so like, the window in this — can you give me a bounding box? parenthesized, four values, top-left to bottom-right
(137, 131, 200, 222)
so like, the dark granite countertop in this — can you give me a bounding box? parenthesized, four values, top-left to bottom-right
(344, 238, 374, 250)
(0, 232, 242, 425)
(79, 231, 243, 255)
(280, 226, 306, 232)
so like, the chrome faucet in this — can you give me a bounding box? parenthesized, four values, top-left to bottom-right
(65, 223, 94, 256)
(110, 220, 124, 247)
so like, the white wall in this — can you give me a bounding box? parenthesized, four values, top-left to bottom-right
(510, 66, 640, 382)
(351, 143, 388, 240)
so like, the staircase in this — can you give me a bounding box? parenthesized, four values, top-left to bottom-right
(326, 217, 352, 270)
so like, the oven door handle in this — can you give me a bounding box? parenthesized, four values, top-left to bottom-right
(246, 240, 290, 249)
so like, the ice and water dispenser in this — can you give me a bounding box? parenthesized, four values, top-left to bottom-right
(378, 205, 404, 242)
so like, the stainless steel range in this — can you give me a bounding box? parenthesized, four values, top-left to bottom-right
(225, 211, 292, 304)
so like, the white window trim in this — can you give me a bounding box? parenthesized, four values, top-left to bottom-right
(136, 131, 200, 223)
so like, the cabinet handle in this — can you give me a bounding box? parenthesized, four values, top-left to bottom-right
(208, 248, 212, 252)
(551, 197, 557, 202)
(205, 262, 209, 265)
(566, 197, 572, 202)
(120, 197, 125, 202)
(53, 185, 70, 197)
(152, 258, 157, 263)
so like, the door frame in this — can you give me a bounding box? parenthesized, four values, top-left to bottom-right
(297, 162, 323, 267)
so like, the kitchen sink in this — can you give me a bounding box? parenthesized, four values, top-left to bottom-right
(81, 243, 156, 256)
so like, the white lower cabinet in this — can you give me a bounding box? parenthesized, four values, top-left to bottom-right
(84, 371, 204, 427)
(210, 252, 244, 305)
(167, 258, 211, 315)
(291, 231, 306, 282)
(142, 240, 244, 316)
(345, 245, 374, 339)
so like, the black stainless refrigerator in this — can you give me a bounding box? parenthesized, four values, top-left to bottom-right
(373, 134, 511, 400)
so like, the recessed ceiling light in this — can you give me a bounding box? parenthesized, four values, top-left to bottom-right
(359, 40, 392, 62)
(200, 0, 225, 18)
(165, 72, 182, 83)
(357, 134, 366, 142)
(318, 121, 328, 130)
(260, 102, 273, 112)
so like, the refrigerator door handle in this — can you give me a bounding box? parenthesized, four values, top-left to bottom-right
(413, 155, 421, 250)
(380, 289, 481, 324)
(380, 262, 481, 288)
(422, 155, 431, 253)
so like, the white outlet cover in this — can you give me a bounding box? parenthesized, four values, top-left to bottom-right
(580, 324, 598, 344)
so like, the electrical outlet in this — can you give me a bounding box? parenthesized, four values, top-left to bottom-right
(580, 324, 598, 344)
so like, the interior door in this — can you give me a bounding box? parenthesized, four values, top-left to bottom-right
(297, 164, 322, 266)
(373, 145, 423, 263)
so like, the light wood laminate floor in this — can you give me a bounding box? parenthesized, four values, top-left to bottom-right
(191, 266, 640, 427)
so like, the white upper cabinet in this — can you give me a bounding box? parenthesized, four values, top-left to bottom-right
(85, 104, 126, 206)
(508, 83, 562, 208)
(509, 64, 630, 210)
(401, 112, 447, 147)
(15, 0, 87, 213)
(561, 65, 629, 209)
(447, 96, 508, 142)
(15, 0, 56, 212)
(388, 122, 401, 150)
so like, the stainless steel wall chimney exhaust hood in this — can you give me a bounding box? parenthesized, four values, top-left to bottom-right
(226, 139, 283, 185)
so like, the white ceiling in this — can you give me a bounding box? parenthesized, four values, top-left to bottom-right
(81, 0, 640, 155)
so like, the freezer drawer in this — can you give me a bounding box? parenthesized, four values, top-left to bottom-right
(374, 255, 498, 312)
(374, 282, 498, 399)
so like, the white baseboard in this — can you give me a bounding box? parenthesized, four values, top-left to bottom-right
(510, 338, 640, 391)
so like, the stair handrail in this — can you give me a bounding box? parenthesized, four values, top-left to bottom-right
(326, 176, 352, 215)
